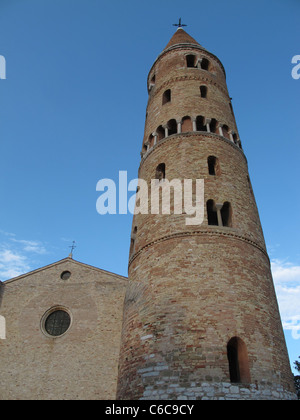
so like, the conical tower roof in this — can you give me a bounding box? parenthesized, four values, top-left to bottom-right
(163, 27, 201, 51)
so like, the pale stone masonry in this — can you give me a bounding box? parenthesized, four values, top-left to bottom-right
(0, 258, 127, 400)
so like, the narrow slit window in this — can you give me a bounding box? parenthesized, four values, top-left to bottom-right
(208, 156, 218, 176)
(162, 89, 171, 105)
(221, 202, 232, 227)
(155, 163, 166, 181)
(200, 85, 207, 98)
(210, 118, 217, 133)
(207, 200, 218, 226)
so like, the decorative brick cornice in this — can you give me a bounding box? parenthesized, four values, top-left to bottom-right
(148, 74, 229, 103)
(128, 229, 269, 267)
(139, 132, 247, 173)
(148, 43, 227, 81)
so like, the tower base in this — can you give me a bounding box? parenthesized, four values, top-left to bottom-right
(138, 381, 297, 400)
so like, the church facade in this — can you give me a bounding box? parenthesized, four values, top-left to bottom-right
(0, 257, 127, 399)
(0, 28, 297, 400)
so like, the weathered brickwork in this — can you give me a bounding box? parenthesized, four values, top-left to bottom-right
(117, 29, 297, 400)
(0, 258, 127, 400)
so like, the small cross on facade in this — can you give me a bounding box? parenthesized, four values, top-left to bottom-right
(68, 241, 76, 258)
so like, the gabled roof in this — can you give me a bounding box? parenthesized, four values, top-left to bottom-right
(163, 28, 201, 51)
(3, 257, 127, 284)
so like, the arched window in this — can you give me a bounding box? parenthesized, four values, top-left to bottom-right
(196, 116, 207, 132)
(207, 200, 232, 227)
(207, 156, 220, 176)
(201, 58, 210, 71)
(200, 85, 207, 98)
(186, 55, 196, 68)
(162, 89, 171, 105)
(232, 133, 238, 145)
(181, 116, 193, 132)
(156, 126, 165, 142)
(207, 200, 218, 226)
(148, 134, 154, 148)
(221, 202, 232, 227)
(167, 119, 177, 136)
(210, 118, 217, 134)
(142, 144, 147, 154)
(155, 163, 166, 181)
(227, 337, 251, 384)
(222, 124, 230, 139)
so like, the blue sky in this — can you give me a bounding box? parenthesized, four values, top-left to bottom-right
(0, 0, 299, 373)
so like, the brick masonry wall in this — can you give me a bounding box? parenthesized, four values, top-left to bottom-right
(117, 33, 296, 400)
(117, 236, 296, 399)
(135, 133, 265, 251)
(144, 45, 238, 148)
(0, 258, 127, 400)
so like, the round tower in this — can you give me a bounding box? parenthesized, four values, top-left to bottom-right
(117, 28, 296, 400)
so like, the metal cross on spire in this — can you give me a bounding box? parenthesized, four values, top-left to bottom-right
(173, 18, 187, 29)
(68, 241, 76, 258)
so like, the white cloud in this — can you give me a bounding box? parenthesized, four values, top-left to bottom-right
(0, 249, 31, 280)
(0, 231, 49, 281)
(271, 259, 300, 340)
(10, 238, 47, 255)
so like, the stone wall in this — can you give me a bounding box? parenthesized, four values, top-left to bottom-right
(140, 381, 298, 400)
(0, 258, 127, 400)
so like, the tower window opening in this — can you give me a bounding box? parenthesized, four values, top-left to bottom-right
(227, 337, 251, 384)
(210, 118, 217, 134)
(207, 200, 218, 226)
(162, 89, 171, 105)
(222, 125, 229, 139)
(200, 85, 208, 98)
(148, 74, 156, 92)
(208, 156, 220, 176)
(221, 202, 232, 227)
(196, 116, 207, 132)
(149, 134, 154, 148)
(156, 125, 165, 142)
(181, 116, 193, 132)
(155, 163, 166, 181)
(168, 119, 177, 136)
(186, 55, 196, 68)
(207, 200, 232, 227)
(201, 58, 210, 71)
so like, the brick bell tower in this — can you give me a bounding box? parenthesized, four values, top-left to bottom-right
(116, 27, 296, 400)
